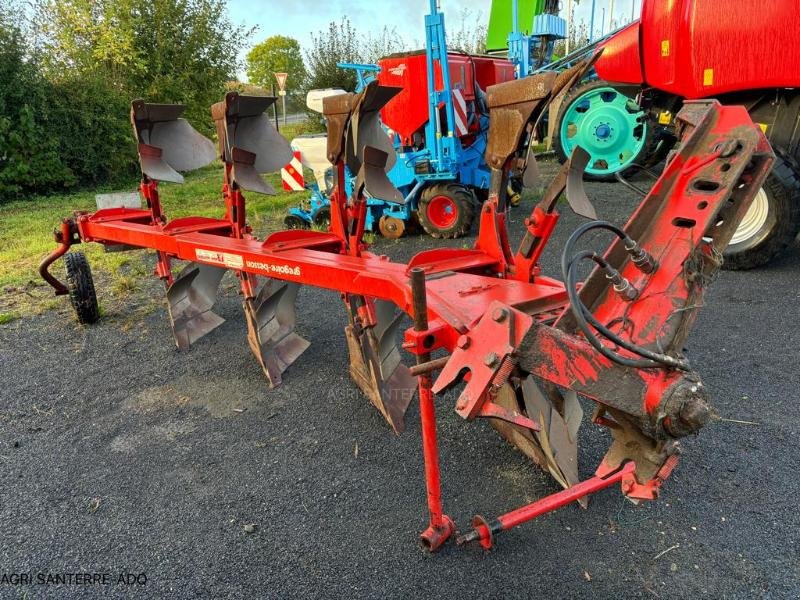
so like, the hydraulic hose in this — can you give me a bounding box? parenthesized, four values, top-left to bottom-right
(561, 222, 690, 371)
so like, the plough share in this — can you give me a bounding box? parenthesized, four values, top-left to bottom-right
(40, 59, 773, 551)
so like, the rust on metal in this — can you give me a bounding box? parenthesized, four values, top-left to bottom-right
(484, 72, 557, 169)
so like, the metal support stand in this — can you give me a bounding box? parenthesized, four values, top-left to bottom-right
(457, 461, 636, 549)
(410, 267, 455, 551)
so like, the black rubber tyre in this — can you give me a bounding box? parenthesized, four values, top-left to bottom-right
(283, 215, 310, 230)
(418, 183, 476, 239)
(552, 80, 654, 182)
(643, 130, 677, 169)
(312, 206, 331, 230)
(723, 158, 800, 270)
(64, 252, 100, 324)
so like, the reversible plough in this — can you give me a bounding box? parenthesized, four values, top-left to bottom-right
(40, 59, 773, 551)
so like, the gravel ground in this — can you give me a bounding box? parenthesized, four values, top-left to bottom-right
(1, 163, 799, 599)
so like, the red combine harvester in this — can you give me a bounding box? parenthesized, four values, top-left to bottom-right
(553, 0, 800, 269)
(39, 60, 772, 551)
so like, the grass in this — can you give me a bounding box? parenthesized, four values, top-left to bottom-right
(0, 162, 312, 318)
(0, 311, 20, 325)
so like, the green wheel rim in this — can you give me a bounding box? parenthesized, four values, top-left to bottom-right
(559, 86, 648, 176)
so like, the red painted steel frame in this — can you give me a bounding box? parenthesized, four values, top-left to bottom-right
(417, 371, 456, 549)
(74, 209, 569, 340)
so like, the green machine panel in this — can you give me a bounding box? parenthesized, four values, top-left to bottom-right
(486, 0, 544, 52)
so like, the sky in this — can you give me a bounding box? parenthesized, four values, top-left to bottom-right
(227, 0, 643, 82)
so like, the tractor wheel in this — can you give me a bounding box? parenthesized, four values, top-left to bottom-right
(64, 252, 99, 324)
(553, 80, 653, 181)
(284, 215, 310, 230)
(379, 215, 405, 239)
(312, 206, 331, 230)
(723, 158, 800, 270)
(418, 183, 475, 239)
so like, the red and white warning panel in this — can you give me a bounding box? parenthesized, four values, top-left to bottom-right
(452, 89, 468, 137)
(281, 151, 305, 191)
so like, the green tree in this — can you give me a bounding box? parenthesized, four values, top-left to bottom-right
(0, 2, 73, 198)
(360, 26, 404, 63)
(246, 35, 307, 93)
(304, 18, 360, 96)
(447, 8, 487, 55)
(35, 0, 251, 133)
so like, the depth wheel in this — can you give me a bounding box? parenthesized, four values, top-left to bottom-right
(418, 183, 476, 239)
(723, 157, 800, 269)
(64, 252, 99, 324)
(552, 80, 653, 181)
(379, 215, 405, 239)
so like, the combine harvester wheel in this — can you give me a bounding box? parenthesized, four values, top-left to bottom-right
(553, 80, 653, 181)
(723, 157, 800, 269)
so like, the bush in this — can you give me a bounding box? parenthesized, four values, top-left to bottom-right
(0, 106, 75, 197)
(0, 16, 73, 198)
(42, 78, 137, 188)
(0, 0, 247, 200)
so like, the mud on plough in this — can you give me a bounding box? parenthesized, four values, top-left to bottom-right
(40, 57, 773, 551)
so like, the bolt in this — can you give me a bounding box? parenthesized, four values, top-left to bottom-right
(457, 335, 471, 350)
(456, 399, 467, 410)
(491, 307, 508, 323)
(484, 352, 499, 368)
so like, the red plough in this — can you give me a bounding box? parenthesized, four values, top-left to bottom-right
(40, 60, 773, 551)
